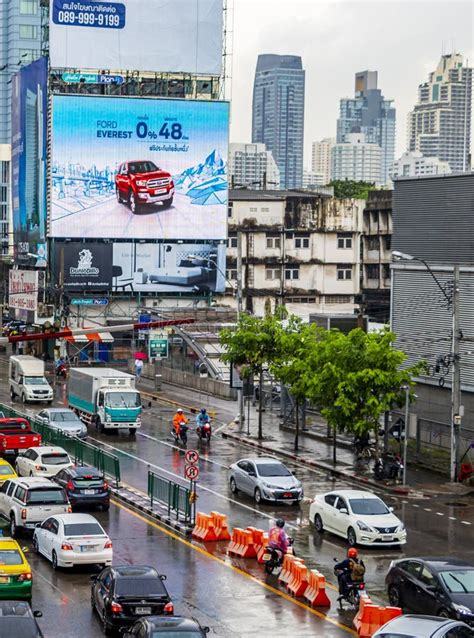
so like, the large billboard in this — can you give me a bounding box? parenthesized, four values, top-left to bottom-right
(51, 95, 229, 241)
(54, 242, 113, 291)
(49, 0, 223, 76)
(11, 58, 48, 267)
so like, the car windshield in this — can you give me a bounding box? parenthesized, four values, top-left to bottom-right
(26, 488, 66, 504)
(41, 453, 70, 465)
(63, 523, 104, 536)
(256, 463, 291, 477)
(0, 465, 13, 475)
(128, 161, 158, 174)
(151, 633, 202, 638)
(439, 569, 474, 593)
(349, 498, 390, 515)
(105, 392, 141, 408)
(24, 377, 48, 385)
(115, 577, 166, 597)
(0, 550, 22, 566)
(50, 412, 80, 423)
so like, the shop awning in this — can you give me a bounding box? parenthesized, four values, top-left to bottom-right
(65, 331, 114, 343)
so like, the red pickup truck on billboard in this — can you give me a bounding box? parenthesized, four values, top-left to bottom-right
(115, 160, 174, 214)
(0, 418, 41, 457)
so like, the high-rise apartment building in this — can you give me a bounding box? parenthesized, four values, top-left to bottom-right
(408, 53, 472, 172)
(0, 0, 43, 144)
(391, 151, 451, 179)
(252, 54, 305, 190)
(311, 137, 335, 185)
(337, 71, 395, 184)
(332, 133, 383, 185)
(229, 143, 280, 190)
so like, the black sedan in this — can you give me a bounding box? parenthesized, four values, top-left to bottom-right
(53, 465, 110, 510)
(0, 600, 43, 637)
(123, 616, 209, 637)
(386, 557, 474, 625)
(91, 565, 174, 634)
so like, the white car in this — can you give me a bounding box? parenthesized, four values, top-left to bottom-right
(309, 489, 407, 547)
(16, 446, 73, 478)
(33, 513, 113, 569)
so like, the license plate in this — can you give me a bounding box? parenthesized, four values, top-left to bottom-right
(383, 535, 394, 541)
(154, 188, 166, 195)
(80, 545, 95, 552)
(0, 577, 10, 584)
(262, 553, 271, 561)
(283, 492, 294, 498)
(83, 489, 95, 495)
(135, 606, 151, 615)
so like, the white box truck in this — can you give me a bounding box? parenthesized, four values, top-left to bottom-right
(9, 356, 53, 404)
(68, 368, 141, 435)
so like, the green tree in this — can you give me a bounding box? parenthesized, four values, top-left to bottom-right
(329, 179, 375, 200)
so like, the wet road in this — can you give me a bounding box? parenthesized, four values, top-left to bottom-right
(0, 367, 473, 636)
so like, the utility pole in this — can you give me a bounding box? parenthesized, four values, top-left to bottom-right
(451, 265, 462, 482)
(237, 231, 244, 429)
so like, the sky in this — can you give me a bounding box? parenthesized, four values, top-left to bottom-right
(228, 0, 474, 167)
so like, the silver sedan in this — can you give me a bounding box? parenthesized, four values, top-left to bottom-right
(36, 408, 88, 439)
(229, 457, 303, 504)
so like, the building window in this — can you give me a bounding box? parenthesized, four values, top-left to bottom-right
(19, 48, 38, 63)
(384, 236, 391, 250)
(337, 266, 352, 280)
(383, 264, 390, 279)
(367, 237, 379, 250)
(337, 233, 352, 249)
(265, 267, 281, 280)
(367, 265, 380, 279)
(285, 267, 300, 280)
(228, 235, 238, 248)
(261, 207, 270, 212)
(249, 207, 258, 213)
(325, 295, 351, 304)
(266, 235, 281, 249)
(20, 0, 37, 14)
(19, 25, 38, 39)
(227, 202, 233, 218)
(295, 235, 310, 249)
(226, 269, 237, 280)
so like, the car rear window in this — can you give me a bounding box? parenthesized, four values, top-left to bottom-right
(256, 463, 291, 477)
(41, 453, 70, 465)
(63, 523, 104, 536)
(26, 488, 67, 504)
(115, 577, 166, 597)
(0, 550, 22, 565)
(0, 465, 13, 476)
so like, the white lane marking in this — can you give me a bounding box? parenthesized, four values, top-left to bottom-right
(424, 508, 432, 512)
(88, 437, 298, 531)
(413, 504, 419, 508)
(461, 521, 472, 525)
(137, 431, 230, 470)
(449, 516, 457, 520)
(436, 512, 444, 516)
(33, 568, 77, 601)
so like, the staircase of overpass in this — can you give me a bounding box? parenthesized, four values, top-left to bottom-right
(173, 323, 235, 381)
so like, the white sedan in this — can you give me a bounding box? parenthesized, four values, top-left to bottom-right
(309, 489, 407, 547)
(33, 513, 113, 569)
(16, 446, 73, 478)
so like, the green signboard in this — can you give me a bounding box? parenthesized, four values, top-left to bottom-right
(149, 336, 169, 359)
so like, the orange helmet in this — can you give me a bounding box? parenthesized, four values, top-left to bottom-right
(347, 548, 358, 559)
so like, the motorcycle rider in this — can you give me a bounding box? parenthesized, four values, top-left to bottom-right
(196, 408, 210, 436)
(172, 409, 189, 439)
(335, 548, 365, 599)
(268, 518, 289, 555)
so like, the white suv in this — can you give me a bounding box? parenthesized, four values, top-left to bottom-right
(0, 477, 71, 537)
(16, 446, 73, 478)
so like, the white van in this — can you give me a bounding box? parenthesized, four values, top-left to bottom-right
(9, 356, 53, 404)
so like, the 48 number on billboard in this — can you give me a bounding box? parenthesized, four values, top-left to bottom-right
(136, 121, 183, 141)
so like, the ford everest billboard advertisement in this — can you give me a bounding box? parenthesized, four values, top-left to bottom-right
(50, 95, 229, 240)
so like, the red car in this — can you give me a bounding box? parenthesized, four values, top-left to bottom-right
(115, 160, 174, 214)
(0, 418, 41, 457)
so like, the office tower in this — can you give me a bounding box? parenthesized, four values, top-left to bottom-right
(332, 133, 383, 185)
(252, 54, 305, 189)
(229, 143, 280, 189)
(408, 53, 472, 172)
(311, 138, 335, 185)
(337, 71, 395, 184)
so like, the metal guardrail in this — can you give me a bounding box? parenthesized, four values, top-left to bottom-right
(0, 403, 121, 487)
(147, 471, 192, 526)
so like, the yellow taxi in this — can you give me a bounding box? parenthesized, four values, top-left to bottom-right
(0, 459, 17, 485)
(0, 539, 32, 601)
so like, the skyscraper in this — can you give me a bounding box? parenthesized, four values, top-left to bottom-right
(408, 53, 472, 173)
(337, 71, 395, 184)
(311, 137, 335, 185)
(331, 133, 383, 185)
(252, 54, 305, 189)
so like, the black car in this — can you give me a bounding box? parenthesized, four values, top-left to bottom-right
(53, 465, 110, 510)
(91, 565, 174, 634)
(386, 557, 474, 625)
(0, 600, 43, 637)
(123, 616, 209, 637)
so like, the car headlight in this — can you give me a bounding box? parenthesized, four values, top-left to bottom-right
(136, 180, 147, 187)
(397, 524, 405, 532)
(105, 414, 112, 422)
(356, 520, 374, 532)
(453, 603, 472, 616)
(263, 483, 280, 490)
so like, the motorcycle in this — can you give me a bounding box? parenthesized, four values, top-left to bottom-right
(172, 422, 189, 446)
(373, 452, 403, 481)
(333, 558, 366, 609)
(263, 538, 294, 575)
(197, 421, 212, 443)
(55, 362, 68, 379)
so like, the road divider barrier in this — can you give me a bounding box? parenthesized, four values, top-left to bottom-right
(353, 594, 402, 637)
(210, 511, 231, 541)
(227, 528, 257, 558)
(148, 471, 193, 527)
(246, 527, 269, 564)
(278, 554, 303, 586)
(192, 512, 218, 541)
(286, 561, 309, 598)
(303, 569, 331, 607)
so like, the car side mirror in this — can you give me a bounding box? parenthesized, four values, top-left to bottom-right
(160, 574, 167, 581)
(340, 508, 348, 515)
(21, 546, 29, 553)
(33, 611, 43, 618)
(35, 523, 41, 528)
(248, 471, 256, 477)
(203, 628, 210, 634)
(389, 506, 394, 512)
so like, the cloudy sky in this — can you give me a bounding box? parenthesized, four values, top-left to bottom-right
(228, 0, 474, 167)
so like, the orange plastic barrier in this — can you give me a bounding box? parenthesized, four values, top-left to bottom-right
(303, 569, 331, 607)
(278, 554, 302, 585)
(353, 594, 402, 637)
(210, 511, 231, 541)
(227, 528, 257, 558)
(191, 512, 217, 542)
(246, 527, 268, 563)
(286, 562, 309, 598)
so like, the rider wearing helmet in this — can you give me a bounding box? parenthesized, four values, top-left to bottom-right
(335, 548, 365, 598)
(196, 408, 210, 434)
(268, 518, 289, 555)
(173, 408, 189, 436)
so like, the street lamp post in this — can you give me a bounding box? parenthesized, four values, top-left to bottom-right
(402, 384, 409, 485)
(392, 251, 461, 482)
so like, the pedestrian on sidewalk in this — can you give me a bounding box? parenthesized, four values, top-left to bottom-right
(134, 357, 144, 381)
